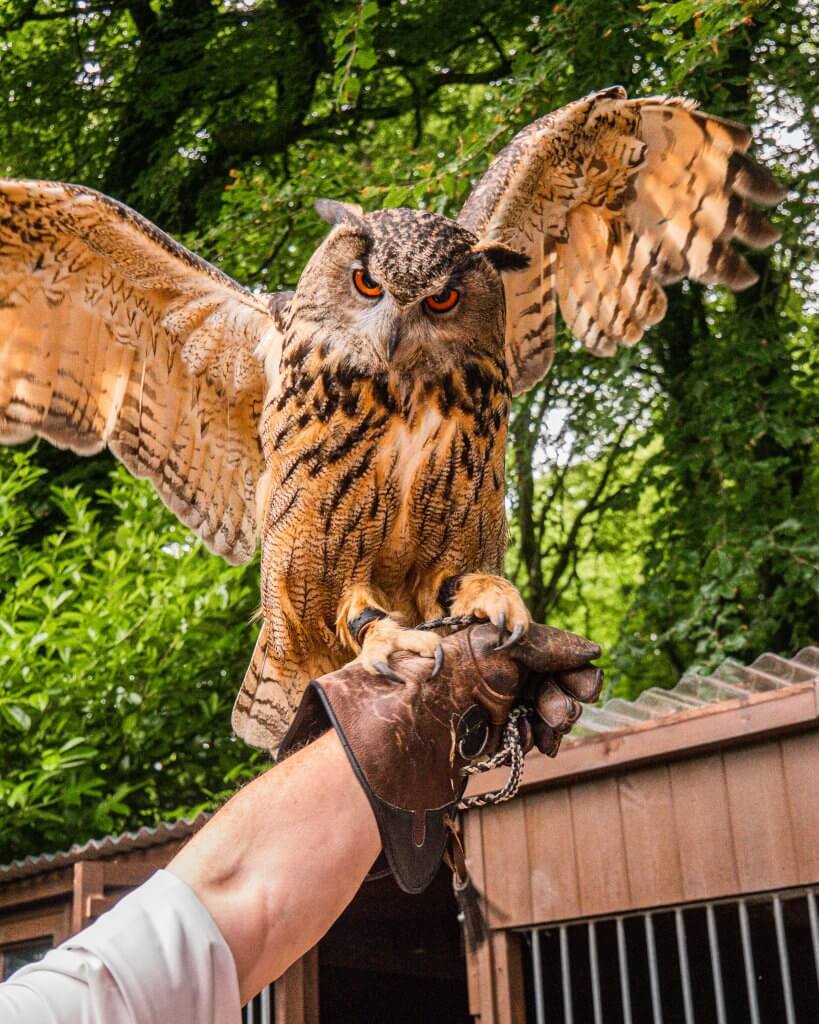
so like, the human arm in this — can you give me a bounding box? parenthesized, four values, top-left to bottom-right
(0, 729, 379, 1022)
(167, 728, 380, 1004)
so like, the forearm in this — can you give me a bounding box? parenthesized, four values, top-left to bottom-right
(168, 729, 380, 1004)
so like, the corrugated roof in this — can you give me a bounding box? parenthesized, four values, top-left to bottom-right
(0, 813, 209, 883)
(576, 646, 819, 734)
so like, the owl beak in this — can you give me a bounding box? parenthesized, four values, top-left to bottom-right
(386, 321, 402, 361)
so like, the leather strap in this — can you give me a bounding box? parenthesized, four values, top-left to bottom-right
(347, 607, 387, 645)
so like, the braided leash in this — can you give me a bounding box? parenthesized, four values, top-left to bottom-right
(416, 612, 527, 810)
(415, 613, 479, 632)
(458, 706, 526, 809)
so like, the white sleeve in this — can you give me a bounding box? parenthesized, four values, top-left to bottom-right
(0, 869, 241, 1024)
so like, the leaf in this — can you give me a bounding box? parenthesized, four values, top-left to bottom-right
(14, 573, 45, 596)
(353, 48, 377, 70)
(1, 704, 32, 732)
(382, 186, 410, 208)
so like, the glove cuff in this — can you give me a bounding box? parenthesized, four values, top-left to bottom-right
(279, 679, 463, 893)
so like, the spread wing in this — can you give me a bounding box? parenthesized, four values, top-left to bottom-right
(459, 87, 786, 395)
(0, 180, 291, 563)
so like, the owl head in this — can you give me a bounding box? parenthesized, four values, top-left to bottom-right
(289, 200, 528, 379)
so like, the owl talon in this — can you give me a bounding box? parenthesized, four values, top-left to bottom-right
(374, 660, 404, 684)
(429, 643, 445, 679)
(495, 623, 525, 651)
(355, 616, 440, 682)
(448, 573, 531, 645)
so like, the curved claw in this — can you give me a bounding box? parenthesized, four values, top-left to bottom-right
(496, 609, 506, 635)
(495, 623, 525, 651)
(373, 660, 403, 685)
(429, 643, 445, 680)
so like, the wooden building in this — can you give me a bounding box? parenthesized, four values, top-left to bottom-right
(2, 647, 818, 1023)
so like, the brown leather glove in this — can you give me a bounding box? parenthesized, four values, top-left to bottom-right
(278, 622, 601, 893)
(513, 630, 606, 758)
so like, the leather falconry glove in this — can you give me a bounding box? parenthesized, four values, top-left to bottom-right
(278, 621, 602, 894)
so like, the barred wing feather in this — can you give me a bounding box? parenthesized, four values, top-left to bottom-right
(0, 180, 289, 563)
(459, 87, 785, 394)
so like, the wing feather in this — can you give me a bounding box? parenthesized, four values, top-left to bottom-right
(0, 179, 290, 563)
(459, 89, 785, 392)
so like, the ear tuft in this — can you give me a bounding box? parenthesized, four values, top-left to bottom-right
(314, 198, 365, 228)
(475, 242, 530, 273)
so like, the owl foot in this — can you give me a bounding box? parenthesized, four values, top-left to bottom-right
(446, 573, 531, 649)
(357, 616, 443, 684)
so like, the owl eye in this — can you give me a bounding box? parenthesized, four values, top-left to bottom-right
(424, 287, 460, 313)
(353, 268, 383, 298)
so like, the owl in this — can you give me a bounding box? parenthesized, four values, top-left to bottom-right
(0, 88, 783, 752)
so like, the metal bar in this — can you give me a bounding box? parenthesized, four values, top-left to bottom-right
(808, 890, 819, 995)
(616, 917, 633, 1024)
(773, 896, 797, 1024)
(706, 903, 727, 1024)
(531, 928, 547, 1024)
(675, 909, 695, 1024)
(245, 998, 254, 1024)
(560, 926, 573, 1024)
(643, 915, 662, 1024)
(260, 984, 272, 1024)
(738, 899, 761, 1024)
(588, 922, 603, 1024)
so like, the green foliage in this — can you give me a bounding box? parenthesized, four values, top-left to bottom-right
(0, 450, 264, 860)
(611, 280, 819, 695)
(0, 0, 815, 858)
(333, 1, 380, 107)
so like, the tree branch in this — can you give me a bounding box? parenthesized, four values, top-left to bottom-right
(217, 63, 511, 158)
(539, 417, 637, 617)
(127, 0, 157, 37)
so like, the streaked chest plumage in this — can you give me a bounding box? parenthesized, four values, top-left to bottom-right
(256, 342, 510, 621)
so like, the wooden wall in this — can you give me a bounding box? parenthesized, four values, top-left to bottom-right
(462, 681, 819, 1024)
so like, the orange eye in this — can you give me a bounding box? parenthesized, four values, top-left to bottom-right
(353, 268, 383, 298)
(424, 287, 460, 313)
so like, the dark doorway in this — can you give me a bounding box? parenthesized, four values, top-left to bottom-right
(318, 867, 471, 1023)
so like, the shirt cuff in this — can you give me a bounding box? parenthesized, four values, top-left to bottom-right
(64, 867, 241, 1024)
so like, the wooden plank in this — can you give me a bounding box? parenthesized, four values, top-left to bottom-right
(462, 816, 481, 1015)
(723, 739, 800, 891)
(570, 776, 632, 917)
(524, 787, 581, 925)
(102, 861, 159, 888)
(491, 931, 526, 1024)
(0, 908, 65, 946)
(466, 683, 817, 799)
(85, 895, 124, 920)
(780, 730, 819, 883)
(669, 754, 739, 901)
(480, 797, 532, 928)
(0, 871, 73, 911)
(72, 861, 105, 933)
(463, 810, 495, 1023)
(56, 902, 72, 944)
(618, 764, 685, 908)
(274, 946, 318, 1024)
